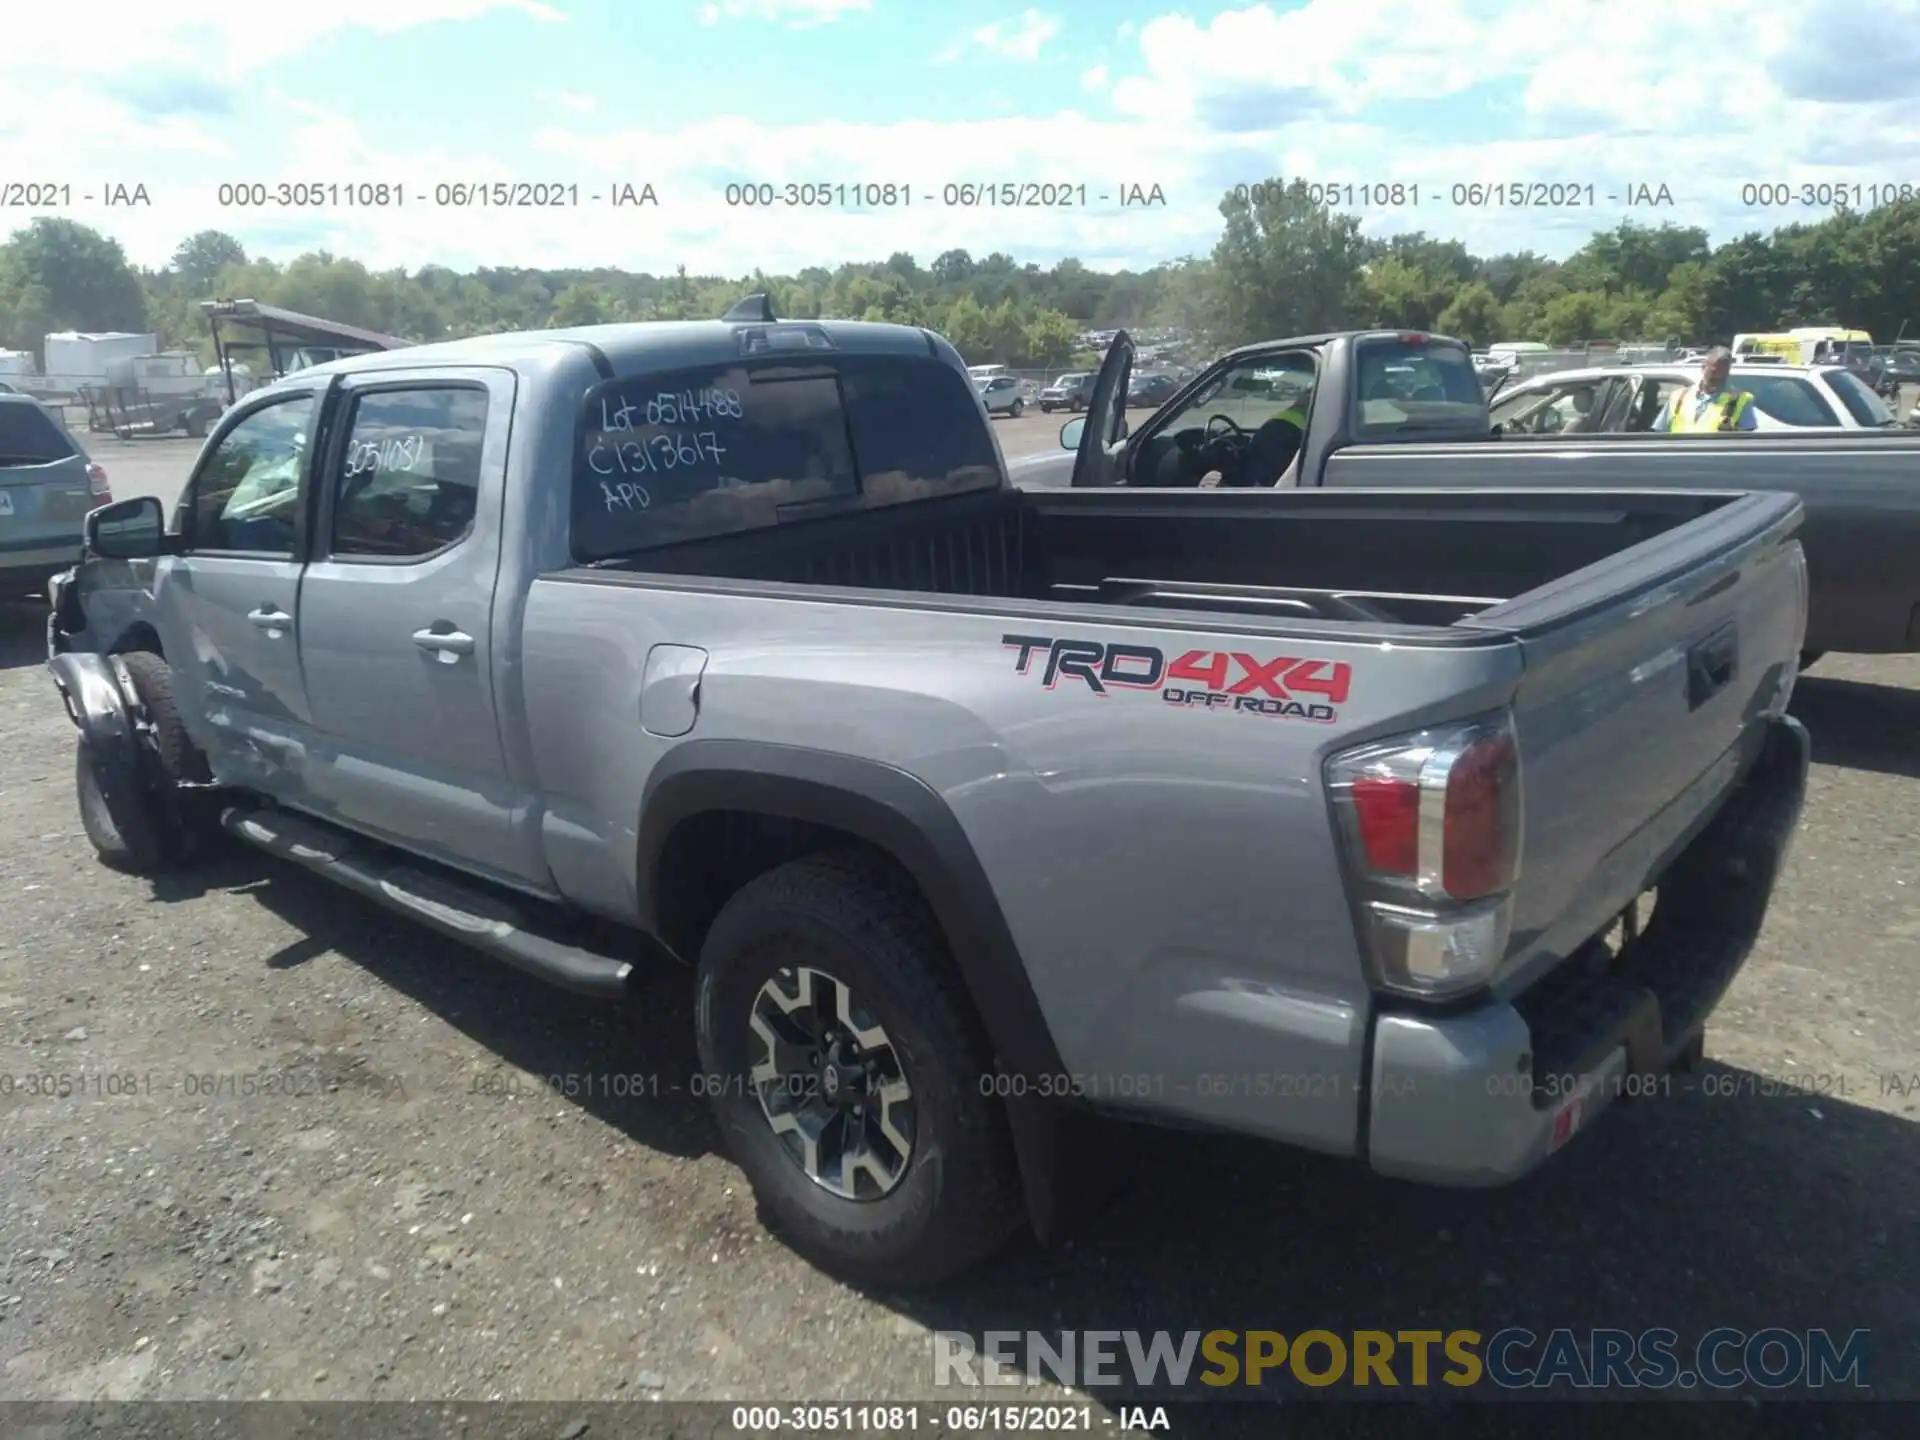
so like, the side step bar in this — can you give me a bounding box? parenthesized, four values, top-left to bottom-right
(220, 806, 636, 998)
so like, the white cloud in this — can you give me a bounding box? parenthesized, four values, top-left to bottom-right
(697, 0, 872, 26)
(539, 89, 599, 114)
(970, 10, 1061, 61)
(6, 0, 1920, 278)
(0, 0, 561, 80)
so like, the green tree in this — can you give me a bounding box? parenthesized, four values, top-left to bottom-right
(1209, 177, 1369, 345)
(1019, 307, 1079, 367)
(1, 282, 54, 357)
(1435, 281, 1502, 348)
(170, 230, 248, 296)
(1540, 290, 1609, 344)
(943, 293, 995, 360)
(1379, 232, 1477, 284)
(1355, 255, 1454, 331)
(1645, 260, 1711, 342)
(0, 217, 148, 337)
(550, 283, 610, 326)
(1561, 221, 1709, 295)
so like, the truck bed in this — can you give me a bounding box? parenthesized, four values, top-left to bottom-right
(598, 484, 1749, 632)
(531, 478, 1805, 1155)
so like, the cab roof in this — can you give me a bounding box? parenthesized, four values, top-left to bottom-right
(279, 318, 946, 385)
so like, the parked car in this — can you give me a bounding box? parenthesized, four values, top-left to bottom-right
(0, 393, 111, 600)
(1871, 347, 1920, 399)
(976, 373, 1025, 417)
(49, 305, 1807, 1284)
(1010, 329, 1920, 659)
(1126, 372, 1180, 408)
(1489, 362, 1896, 434)
(1039, 373, 1095, 413)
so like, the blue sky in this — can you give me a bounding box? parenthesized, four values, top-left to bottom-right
(3, 0, 1919, 276)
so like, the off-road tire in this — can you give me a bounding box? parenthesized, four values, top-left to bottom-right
(695, 850, 1025, 1285)
(75, 652, 222, 872)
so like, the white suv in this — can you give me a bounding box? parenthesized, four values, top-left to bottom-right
(976, 374, 1025, 418)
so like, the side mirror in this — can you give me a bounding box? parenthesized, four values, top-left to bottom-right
(1060, 416, 1085, 450)
(85, 495, 167, 559)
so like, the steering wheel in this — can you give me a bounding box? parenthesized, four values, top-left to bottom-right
(1204, 413, 1246, 441)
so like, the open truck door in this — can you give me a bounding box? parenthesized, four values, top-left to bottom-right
(1064, 331, 1133, 487)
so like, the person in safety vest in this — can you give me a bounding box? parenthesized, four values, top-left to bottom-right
(1660, 347, 1757, 431)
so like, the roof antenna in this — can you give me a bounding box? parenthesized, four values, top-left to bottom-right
(722, 293, 777, 323)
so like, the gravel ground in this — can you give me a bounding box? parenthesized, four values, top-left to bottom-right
(0, 614, 1917, 1413)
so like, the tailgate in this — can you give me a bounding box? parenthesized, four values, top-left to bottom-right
(1458, 491, 1806, 989)
(0, 455, 94, 546)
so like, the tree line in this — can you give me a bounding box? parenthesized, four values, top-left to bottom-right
(3, 177, 1917, 370)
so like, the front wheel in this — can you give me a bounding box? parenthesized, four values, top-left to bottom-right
(76, 740, 167, 872)
(74, 652, 223, 873)
(694, 852, 1024, 1285)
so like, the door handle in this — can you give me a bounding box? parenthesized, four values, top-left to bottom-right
(248, 606, 292, 634)
(413, 626, 475, 661)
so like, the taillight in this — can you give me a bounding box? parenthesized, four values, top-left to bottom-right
(1327, 713, 1522, 998)
(86, 463, 112, 500)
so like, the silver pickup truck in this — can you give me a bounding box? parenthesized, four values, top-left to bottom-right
(48, 304, 1809, 1284)
(1012, 329, 1920, 661)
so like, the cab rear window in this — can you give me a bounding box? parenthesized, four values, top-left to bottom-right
(572, 353, 1000, 559)
(1353, 338, 1489, 436)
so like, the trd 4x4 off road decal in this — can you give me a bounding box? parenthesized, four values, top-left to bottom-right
(1002, 634, 1351, 723)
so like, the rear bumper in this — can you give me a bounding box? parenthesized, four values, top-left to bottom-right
(1365, 715, 1809, 1186)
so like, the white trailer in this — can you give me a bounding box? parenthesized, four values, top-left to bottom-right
(42, 331, 161, 386)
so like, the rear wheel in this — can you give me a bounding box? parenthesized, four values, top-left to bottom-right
(185, 412, 209, 439)
(1010, 398, 1024, 418)
(695, 852, 1024, 1285)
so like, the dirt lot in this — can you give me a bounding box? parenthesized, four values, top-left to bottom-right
(1, 436, 1918, 1413)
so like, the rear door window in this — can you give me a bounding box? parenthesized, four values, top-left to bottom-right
(572, 354, 1000, 558)
(328, 387, 488, 558)
(0, 401, 77, 467)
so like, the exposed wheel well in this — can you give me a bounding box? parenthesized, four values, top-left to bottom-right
(652, 809, 922, 966)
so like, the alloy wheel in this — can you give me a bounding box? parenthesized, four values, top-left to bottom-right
(748, 965, 916, 1199)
